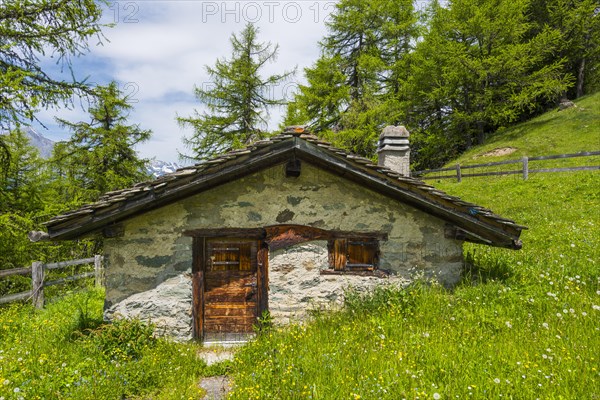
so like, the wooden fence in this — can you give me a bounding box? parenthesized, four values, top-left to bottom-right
(411, 151, 600, 182)
(0, 255, 103, 308)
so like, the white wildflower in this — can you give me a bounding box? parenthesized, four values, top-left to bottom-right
(494, 378, 501, 384)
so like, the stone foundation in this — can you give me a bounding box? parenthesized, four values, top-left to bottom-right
(104, 274, 193, 341)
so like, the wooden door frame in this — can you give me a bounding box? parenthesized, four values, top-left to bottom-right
(191, 233, 268, 340)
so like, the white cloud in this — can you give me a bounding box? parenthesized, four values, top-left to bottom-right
(34, 1, 332, 162)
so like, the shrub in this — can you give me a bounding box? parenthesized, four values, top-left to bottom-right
(91, 318, 157, 362)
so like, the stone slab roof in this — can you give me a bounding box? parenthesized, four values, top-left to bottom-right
(43, 129, 526, 248)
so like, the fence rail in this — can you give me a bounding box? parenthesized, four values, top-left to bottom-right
(0, 255, 103, 308)
(412, 151, 600, 182)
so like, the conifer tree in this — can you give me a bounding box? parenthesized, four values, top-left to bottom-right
(55, 82, 151, 202)
(0, 0, 105, 171)
(406, 0, 571, 168)
(286, 0, 419, 157)
(178, 23, 295, 161)
(0, 130, 44, 213)
(0, 131, 48, 271)
(527, 0, 600, 98)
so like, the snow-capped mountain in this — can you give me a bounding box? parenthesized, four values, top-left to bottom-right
(146, 160, 181, 178)
(24, 127, 56, 158)
(18, 128, 180, 178)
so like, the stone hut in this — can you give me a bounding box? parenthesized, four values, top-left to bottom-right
(37, 127, 525, 341)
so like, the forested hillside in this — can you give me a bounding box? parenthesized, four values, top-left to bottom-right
(446, 92, 600, 166)
(286, 0, 600, 170)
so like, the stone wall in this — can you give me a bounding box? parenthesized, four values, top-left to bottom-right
(103, 162, 463, 338)
(268, 241, 409, 324)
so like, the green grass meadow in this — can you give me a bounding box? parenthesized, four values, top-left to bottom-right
(0, 289, 213, 399)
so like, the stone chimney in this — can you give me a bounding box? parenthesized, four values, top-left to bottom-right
(377, 125, 410, 177)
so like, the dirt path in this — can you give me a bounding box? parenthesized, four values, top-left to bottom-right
(198, 347, 237, 399)
(199, 375, 231, 399)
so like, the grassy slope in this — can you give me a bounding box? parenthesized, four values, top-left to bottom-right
(230, 98, 600, 399)
(447, 92, 600, 166)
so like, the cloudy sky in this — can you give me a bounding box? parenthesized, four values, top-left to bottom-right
(34, 1, 335, 163)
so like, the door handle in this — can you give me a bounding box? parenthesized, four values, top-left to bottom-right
(244, 283, 257, 288)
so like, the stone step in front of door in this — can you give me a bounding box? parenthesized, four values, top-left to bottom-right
(202, 332, 255, 348)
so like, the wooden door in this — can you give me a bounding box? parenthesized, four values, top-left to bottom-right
(203, 239, 259, 334)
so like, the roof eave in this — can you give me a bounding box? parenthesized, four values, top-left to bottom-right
(46, 139, 299, 240)
(292, 139, 523, 248)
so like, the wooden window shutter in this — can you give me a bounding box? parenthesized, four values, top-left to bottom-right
(347, 240, 379, 271)
(328, 239, 347, 271)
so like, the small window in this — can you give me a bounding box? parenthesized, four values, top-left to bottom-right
(327, 238, 379, 272)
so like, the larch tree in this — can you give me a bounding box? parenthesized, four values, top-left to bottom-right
(178, 23, 295, 161)
(0, 0, 106, 171)
(527, 0, 600, 98)
(54, 82, 151, 203)
(286, 0, 419, 158)
(0, 130, 44, 213)
(0, 130, 50, 270)
(406, 0, 571, 168)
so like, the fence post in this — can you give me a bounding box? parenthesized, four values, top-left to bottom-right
(456, 163, 462, 183)
(31, 261, 44, 308)
(522, 156, 529, 180)
(94, 255, 104, 287)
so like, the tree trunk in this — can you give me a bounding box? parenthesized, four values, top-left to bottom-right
(577, 57, 586, 99)
(476, 120, 486, 145)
